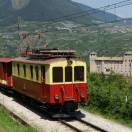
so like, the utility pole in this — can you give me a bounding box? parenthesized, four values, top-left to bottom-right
(17, 16, 22, 32)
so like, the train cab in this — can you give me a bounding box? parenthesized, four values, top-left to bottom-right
(49, 58, 87, 105)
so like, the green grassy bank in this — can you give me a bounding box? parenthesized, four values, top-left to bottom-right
(0, 106, 36, 132)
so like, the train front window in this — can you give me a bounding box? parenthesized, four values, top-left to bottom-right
(74, 66, 84, 82)
(53, 67, 63, 83)
(65, 66, 72, 82)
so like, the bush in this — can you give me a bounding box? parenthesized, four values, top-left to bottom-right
(85, 73, 132, 121)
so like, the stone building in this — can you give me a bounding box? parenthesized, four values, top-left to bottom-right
(90, 51, 132, 77)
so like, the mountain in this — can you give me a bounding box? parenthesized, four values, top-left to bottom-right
(0, 0, 120, 25)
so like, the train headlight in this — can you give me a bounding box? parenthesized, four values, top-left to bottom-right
(55, 94, 59, 100)
(80, 94, 85, 98)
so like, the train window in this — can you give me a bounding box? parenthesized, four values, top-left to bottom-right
(3, 63, 6, 72)
(35, 66, 39, 81)
(41, 66, 45, 82)
(23, 64, 26, 77)
(74, 66, 84, 82)
(17, 64, 20, 76)
(65, 66, 72, 82)
(53, 67, 63, 83)
(7, 63, 12, 77)
(30, 65, 33, 79)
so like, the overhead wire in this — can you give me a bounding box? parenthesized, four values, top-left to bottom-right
(5, 0, 131, 34)
(36, 0, 132, 33)
(1, 0, 132, 25)
(15, 0, 132, 51)
(41, 0, 132, 23)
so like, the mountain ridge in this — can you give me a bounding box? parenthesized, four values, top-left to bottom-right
(0, 0, 121, 25)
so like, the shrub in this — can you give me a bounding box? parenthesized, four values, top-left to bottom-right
(85, 73, 132, 120)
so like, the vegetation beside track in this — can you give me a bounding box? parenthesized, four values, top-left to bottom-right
(81, 73, 132, 128)
(0, 106, 36, 132)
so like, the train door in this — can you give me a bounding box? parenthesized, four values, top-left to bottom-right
(74, 66, 85, 100)
(7, 62, 13, 87)
(0, 63, 4, 81)
(3, 63, 6, 81)
(63, 66, 74, 99)
(41, 66, 46, 99)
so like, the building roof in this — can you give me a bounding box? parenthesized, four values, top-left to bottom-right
(90, 52, 97, 55)
(124, 51, 132, 55)
(95, 57, 123, 61)
(0, 58, 12, 63)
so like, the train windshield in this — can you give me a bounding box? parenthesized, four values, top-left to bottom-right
(53, 67, 63, 83)
(65, 66, 72, 82)
(74, 66, 84, 82)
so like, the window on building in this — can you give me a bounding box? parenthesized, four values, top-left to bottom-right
(23, 64, 26, 77)
(41, 66, 45, 82)
(74, 66, 84, 82)
(30, 65, 33, 79)
(65, 66, 72, 82)
(17, 64, 20, 76)
(106, 68, 110, 72)
(35, 66, 39, 81)
(53, 67, 63, 83)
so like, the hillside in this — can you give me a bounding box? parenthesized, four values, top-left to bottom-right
(0, 21, 132, 58)
(0, 0, 120, 25)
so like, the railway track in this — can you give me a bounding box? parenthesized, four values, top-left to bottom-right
(0, 89, 107, 132)
(59, 118, 108, 132)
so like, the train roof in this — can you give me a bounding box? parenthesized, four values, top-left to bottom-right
(20, 49, 79, 59)
(12, 57, 83, 65)
(0, 58, 12, 63)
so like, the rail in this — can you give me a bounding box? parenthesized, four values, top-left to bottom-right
(59, 118, 108, 132)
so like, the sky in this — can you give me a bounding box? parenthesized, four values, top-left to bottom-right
(72, 0, 132, 18)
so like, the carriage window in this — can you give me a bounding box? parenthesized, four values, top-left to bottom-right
(74, 66, 84, 81)
(53, 67, 63, 83)
(41, 66, 45, 81)
(7, 63, 12, 77)
(17, 64, 20, 76)
(65, 66, 72, 82)
(23, 64, 26, 77)
(35, 66, 39, 80)
(30, 65, 33, 79)
(3, 63, 6, 72)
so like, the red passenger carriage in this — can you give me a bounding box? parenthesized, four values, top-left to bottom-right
(0, 58, 13, 88)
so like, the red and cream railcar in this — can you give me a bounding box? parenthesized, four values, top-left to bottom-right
(0, 58, 13, 88)
(12, 56, 87, 111)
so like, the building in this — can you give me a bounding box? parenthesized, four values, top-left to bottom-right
(90, 51, 132, 77)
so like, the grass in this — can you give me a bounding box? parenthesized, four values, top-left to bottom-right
(81, 106, 132, 128)
(80, 106, 132, 128)
(0, 106, 37, 132)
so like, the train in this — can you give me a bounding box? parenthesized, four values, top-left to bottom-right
(0, 49, 87, 118)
